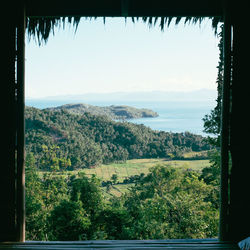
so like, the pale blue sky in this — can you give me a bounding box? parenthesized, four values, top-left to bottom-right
(25, 18, 220, 98)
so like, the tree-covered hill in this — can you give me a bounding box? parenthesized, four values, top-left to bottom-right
(25, 106, 212, 170)
(46, 103, 158, 120)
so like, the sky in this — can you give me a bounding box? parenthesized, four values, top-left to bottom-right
(25, 18, 220, 99)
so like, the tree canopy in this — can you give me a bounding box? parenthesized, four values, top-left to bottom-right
(25, 106, 212, 170)
(26, 152, 219, 240)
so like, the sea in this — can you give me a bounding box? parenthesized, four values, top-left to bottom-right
(26, 98, 215, 136)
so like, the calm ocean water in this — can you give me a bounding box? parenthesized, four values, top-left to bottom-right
(26, 99, 215, 136)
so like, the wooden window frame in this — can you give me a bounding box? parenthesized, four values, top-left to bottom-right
(5, 0, 239, 243)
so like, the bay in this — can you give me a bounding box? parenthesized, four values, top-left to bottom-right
(25, 99, 215, 136)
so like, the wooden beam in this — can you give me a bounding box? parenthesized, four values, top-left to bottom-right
(228, 13, 250, 242)
(16, 2, 26, 242)
(219, 7, 232, 242)
(26, 0, 223, 17)
(0, 7, 17, 242)
(0, 0, 26, 243)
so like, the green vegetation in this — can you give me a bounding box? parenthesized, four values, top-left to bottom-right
(25, 106, 211, 170)
(25, 91, 220, 241)
(203, 25, 223, 147)
(26, 149, 219, 240)
(24, 23, 226, 242)
(47, 103, 159, 120)
(37, 156, 211, 198)
(72, 157, 210, 182)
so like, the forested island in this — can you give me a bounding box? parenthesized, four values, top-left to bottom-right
(25, 106, 211, 170)
(46, 103, 159, 120)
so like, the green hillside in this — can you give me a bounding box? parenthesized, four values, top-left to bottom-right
(25, 106, 212, 170)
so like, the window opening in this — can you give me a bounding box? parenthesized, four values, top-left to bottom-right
(25, 17, 222, 241)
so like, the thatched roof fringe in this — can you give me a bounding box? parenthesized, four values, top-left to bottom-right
(26, 17, 81, 44)
(26, 16, 222, 45)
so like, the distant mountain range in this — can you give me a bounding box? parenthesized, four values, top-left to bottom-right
(46, 103, 158, 120)
(27, 89, 217, 103)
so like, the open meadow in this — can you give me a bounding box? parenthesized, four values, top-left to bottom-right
(81, 158, 210, 182)
(39, 154, 211, 197)
(71, 157, 211, 197)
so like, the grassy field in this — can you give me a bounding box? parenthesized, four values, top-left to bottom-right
(40, 154, 211, 197)
(102, 183, 135, 198)
(76, 158, 210, 182)
(95, 158, 211, 197)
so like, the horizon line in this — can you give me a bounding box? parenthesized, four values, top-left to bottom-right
(26, 88, 216, 100)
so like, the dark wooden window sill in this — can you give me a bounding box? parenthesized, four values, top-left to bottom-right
(0, 239, 239, 249)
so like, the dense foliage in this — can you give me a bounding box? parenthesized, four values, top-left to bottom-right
(201, 25, 225, 206)
(200, 25, 224, 218)
(203, 25, 223, 147)
(25, 150, 219, 241)
(25, 88, 220, 241)
(25, 106, 211, 170)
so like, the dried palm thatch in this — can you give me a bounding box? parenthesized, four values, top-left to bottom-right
(26, 16, 222, 45)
